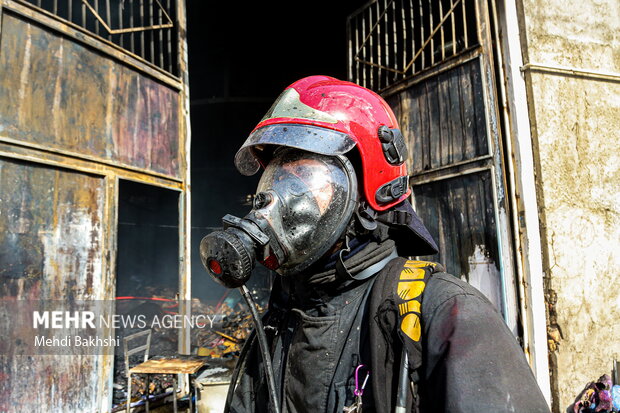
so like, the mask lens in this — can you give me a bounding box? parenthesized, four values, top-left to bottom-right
(254, 149, 357, 273)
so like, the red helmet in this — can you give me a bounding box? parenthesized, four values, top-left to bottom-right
(235, 75, 410, 211)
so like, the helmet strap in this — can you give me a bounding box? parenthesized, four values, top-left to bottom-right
(335, 215, 391, 280)
(353, 202, 392, 244)
(332, 204, 394, 279)
(355, 202, 378, 231)
(335, 233, 353, 280)
(376, 208, 412, 227)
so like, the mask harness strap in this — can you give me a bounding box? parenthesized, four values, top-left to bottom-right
(336, 233, 398, 281)
(335, 204, 399, 281)
(355, 249, 398, 280)
(335, 232, 354, 279)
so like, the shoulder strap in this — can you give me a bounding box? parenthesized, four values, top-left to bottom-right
(393, 260, 442, 368)
(368, 258, 444, 413)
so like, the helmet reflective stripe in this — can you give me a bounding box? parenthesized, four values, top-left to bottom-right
(261, 88, 339, 124)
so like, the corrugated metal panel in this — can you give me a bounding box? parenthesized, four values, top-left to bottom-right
(0, 11, 181, 178)
(0, 157, 106, 412)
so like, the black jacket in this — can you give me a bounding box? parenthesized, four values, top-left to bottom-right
(229, 257, 550, 413)
(369, 257, 550, 413)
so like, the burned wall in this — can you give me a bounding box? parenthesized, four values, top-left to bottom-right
(0, 158, 106, 412)
(0, 11, 181, 179)
(518, 0, 620, 410)
(0, 1, 189, 411)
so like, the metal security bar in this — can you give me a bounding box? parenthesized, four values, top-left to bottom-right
(348, 0, 479, 91)
(20, 0, 179, 76)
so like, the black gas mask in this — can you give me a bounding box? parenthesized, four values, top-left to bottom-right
(200, 148, 358, 288)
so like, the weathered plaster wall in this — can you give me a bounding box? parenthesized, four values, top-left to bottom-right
(518, 0, 620, 410)
(522, 2, 619, 69)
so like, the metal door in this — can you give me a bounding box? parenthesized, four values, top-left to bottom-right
(347, 0, 519, 334)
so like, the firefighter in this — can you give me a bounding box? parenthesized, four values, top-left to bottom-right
(200, 75, 550, 413)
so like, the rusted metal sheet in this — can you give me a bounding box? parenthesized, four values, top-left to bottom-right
(16, 0, 180, 76)
(0, 11, 181, 179)
(386, 58, 489, 175)
(3, 0, 182, 89)
(0, 141, 184, 190)
(0, 0, 189, 410)
(176, 0, 191, 358)
(0, 156, 105, 412)
(0, 354, 102, 412)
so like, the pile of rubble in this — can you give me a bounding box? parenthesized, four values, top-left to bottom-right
(191, 299, 256, 358)
(111, 291, 263, 408)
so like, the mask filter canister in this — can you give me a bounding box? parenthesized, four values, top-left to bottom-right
(200, 214, 271, 288)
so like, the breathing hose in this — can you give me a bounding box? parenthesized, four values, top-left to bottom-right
(394, 348, 409, 413)
(223, 329, 254, 413)
(238, 285, 281, 413)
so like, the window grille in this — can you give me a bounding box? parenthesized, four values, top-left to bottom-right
(21, 0, 179, 76)
(348, 0, 479, 92)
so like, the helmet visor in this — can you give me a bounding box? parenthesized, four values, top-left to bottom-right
(235, 124, 356, 176)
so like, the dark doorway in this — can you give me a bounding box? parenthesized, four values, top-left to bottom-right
(187, 1, 367, 307)
(116, 179, 180, 298)
(114, 179, 181, 406)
